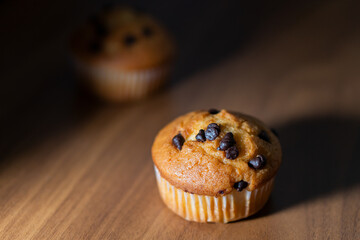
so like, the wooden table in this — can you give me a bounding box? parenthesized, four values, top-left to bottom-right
(0, 0, 359, 239)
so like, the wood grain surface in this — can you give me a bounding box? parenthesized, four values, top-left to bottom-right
(0, 0, 360, 239)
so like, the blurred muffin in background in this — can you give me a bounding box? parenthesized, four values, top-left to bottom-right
(70, 6, 175, 102)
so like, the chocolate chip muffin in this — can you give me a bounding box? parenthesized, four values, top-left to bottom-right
(151, 109, 282, 223)
(70, 6, 175, 102)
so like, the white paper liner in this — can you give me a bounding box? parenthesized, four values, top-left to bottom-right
(73, 59, 170, 100)
(154, 166, 274, 223)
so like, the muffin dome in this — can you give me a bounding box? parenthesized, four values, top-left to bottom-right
(71, 6, 175, 70)
(152, 110, 282, 197)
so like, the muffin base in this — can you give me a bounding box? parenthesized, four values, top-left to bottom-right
(74, 60, 171, 101)
(154, 166, 274, 223)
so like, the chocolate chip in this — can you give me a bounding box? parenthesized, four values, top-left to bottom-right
(234, 180, 248, 192)
(124, 35, 136, 46)
(258, 130, 270, 143)
(208, 109, 220, 114)
(205, 123, 220, 140)
(218, 132, 235, 150)
(142, 26, 153, 37)
(208, 123, 220, 130)
(172, 133, 185, 150)
(271, 128, 279, 138)
(248, 154, 266, 169)
(225, 145, 239, 159)
(89, 41, 101, 53)
(205, 128, 219, 141)
(218, 190, 224, 194)
(195, 129, 206, 142)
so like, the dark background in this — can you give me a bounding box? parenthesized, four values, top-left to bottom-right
(0, 0, 326, 117)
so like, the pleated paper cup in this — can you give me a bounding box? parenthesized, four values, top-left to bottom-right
(154, 166, 274, 223)
(74, 59, 171, 102)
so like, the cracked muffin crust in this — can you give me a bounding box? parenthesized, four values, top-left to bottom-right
(152, 109, 282, 197)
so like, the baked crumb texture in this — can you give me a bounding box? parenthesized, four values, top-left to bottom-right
(152, 110, 282, 197)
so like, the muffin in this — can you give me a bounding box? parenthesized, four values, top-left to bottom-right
(70, 6, 175, 102)
(151, 109, 282, 223)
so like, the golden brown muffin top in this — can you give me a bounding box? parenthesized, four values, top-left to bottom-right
(71, 6, 175, 70)
(152, 110, 282, 197)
